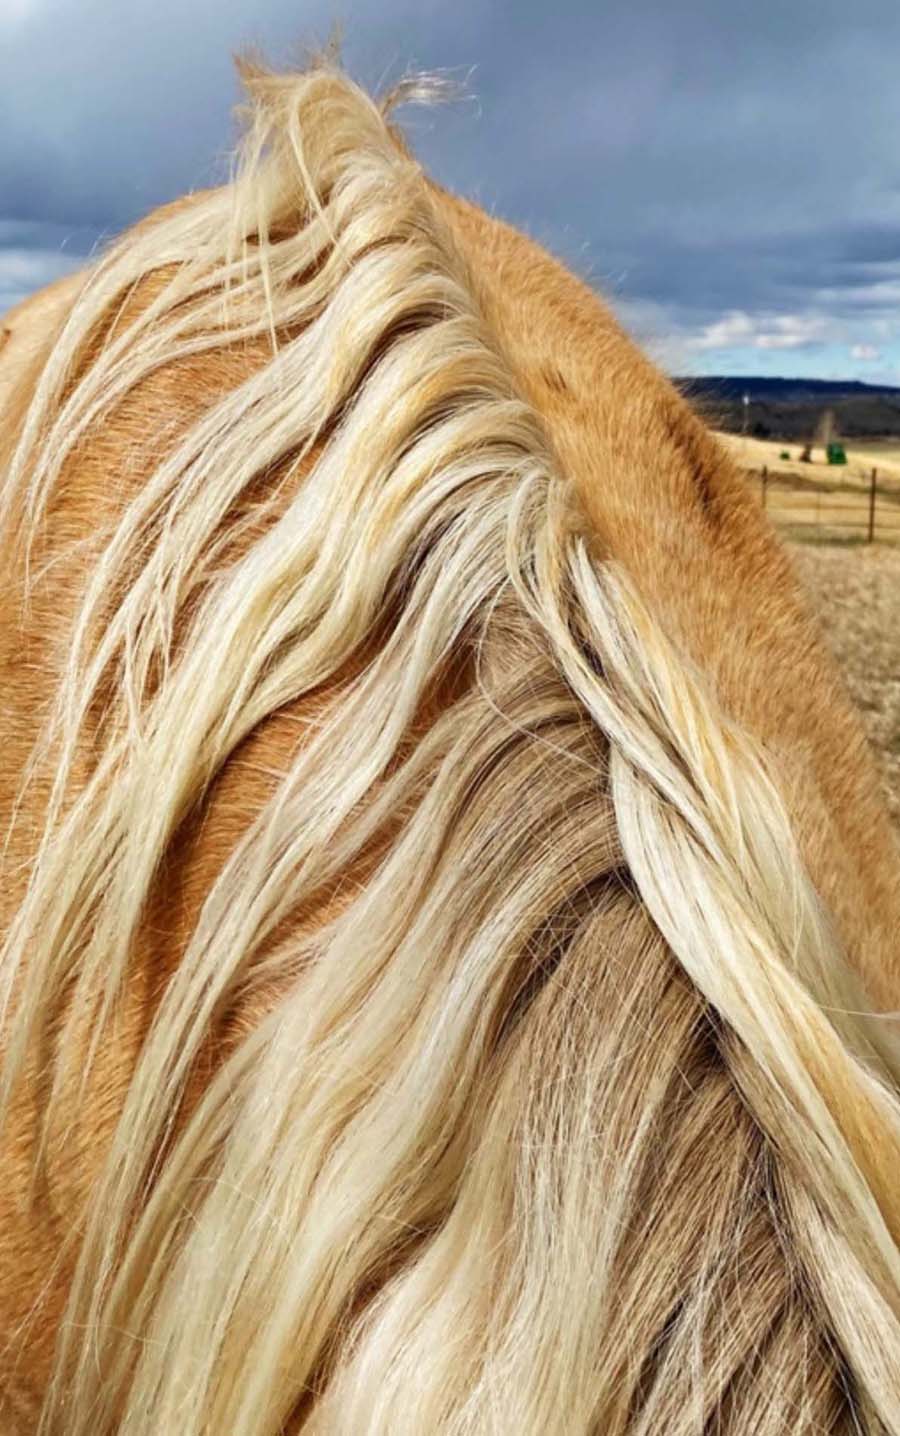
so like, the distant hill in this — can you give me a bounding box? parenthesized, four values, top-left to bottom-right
(676, 375, 900, 441)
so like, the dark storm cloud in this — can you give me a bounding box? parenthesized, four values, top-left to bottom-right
(3, 0, 900, 375)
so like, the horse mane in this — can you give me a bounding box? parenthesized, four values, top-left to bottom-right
(2, 57, 900, 1433)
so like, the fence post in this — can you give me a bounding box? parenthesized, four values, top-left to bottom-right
(869, 467, 877, 543)
(761, 465, 768, 508)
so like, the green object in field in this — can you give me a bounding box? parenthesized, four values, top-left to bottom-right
(779, 450, 790, 460)
(826, 442, 847, 465)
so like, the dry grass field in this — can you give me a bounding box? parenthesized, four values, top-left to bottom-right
(720, 432, 900, 824)
(720, 432, 900, 545)
(790, 542, 900, 827)
(722, 432, 900, 484)
(849, 439, 900, 469)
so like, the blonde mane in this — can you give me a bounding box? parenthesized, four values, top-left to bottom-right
(1, 58, 899, 1433)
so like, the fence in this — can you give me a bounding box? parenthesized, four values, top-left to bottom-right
(750, 464, 900, 544)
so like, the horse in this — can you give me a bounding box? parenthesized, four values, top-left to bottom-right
(1, 57, 899, 1435)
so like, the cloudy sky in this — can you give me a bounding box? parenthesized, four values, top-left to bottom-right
(3, 0, 900, 380)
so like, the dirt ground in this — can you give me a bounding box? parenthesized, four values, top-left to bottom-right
(790, 541, 900, 827)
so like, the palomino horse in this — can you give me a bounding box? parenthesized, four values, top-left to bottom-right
(1, 60, 899, 1435)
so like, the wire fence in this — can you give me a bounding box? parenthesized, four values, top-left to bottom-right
(748, 465, 900, 544)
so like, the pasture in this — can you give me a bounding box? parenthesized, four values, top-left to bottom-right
(792, 542, 900, 827)
(721, 431, 900, 822)
(721, 432, 900, 544)
(714, 434, 900, 821)
(722, 432, 900, 484)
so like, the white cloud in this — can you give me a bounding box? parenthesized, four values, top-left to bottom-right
(0, 247, 78, 287)
(0, 0, 40, 24)
(611, 295, 697, 372)
(0, 246, 82, 316)
(610, 296, 900, 380)
(688, 310, 755, 348)
(685, 308, 828, 352)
